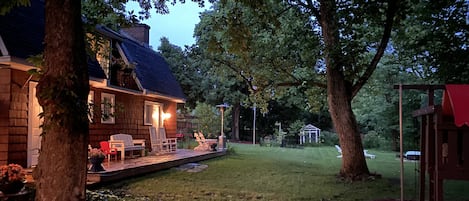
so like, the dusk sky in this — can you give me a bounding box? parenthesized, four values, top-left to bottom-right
(128, 2, 212, 49)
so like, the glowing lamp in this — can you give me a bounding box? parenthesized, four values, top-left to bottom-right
(162, 112, 171, 120)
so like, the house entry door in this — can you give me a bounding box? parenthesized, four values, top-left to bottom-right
(152, 105, 161, 130)
(28, 82, 42, 167)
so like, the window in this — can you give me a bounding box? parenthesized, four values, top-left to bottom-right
(88, 91, 94, 123)
(144, 101, 162, 127)
(101, 93, 115, 124)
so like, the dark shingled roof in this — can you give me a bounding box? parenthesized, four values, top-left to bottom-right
(94, 25, 186, 100)
(0, 0, 106, 80)
(0, 0, 44, 59)
(120, 38, 186, 100)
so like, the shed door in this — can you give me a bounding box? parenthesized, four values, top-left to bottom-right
(28, 82, 42, 167)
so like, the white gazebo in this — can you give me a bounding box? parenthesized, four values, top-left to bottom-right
(299, 124, 321, 144)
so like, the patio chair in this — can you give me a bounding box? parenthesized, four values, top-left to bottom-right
(149, 127, 177, 154)
(364, 150, 376, 159)
(194, 132, 211, 151)
(100, 141, 118, 163)
(335, 145, 342, 158)
(149, 127, 163, 153)
(194, 132, 217, 151)
(159, 127, 177, 153)
(335, 145, 376, 159)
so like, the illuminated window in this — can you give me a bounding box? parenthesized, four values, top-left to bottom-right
(101, 93, 115, 124)
(144, 101, 162, 127)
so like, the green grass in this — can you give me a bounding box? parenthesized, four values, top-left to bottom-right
(100, 143, 469, 201)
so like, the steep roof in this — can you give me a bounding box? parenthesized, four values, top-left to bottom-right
(0, 0, 106, 80)
(119, 38, 186, 100)
(95, 25, 186, 101)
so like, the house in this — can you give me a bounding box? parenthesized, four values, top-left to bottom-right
(0, 0, 185, 167)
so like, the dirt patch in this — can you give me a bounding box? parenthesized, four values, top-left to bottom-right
(173, 163, 208, 173)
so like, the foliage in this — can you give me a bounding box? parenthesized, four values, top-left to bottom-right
(286, 120, 304, 137)
(273, 128, 287, 145)
(0, 164, 25, 185)
(0, 0, 29, 15)
(194, 0, 321, 114)
(86, 189, 121, 201)
(394, 0, 469, 83)
(362, 131, 389, 150)
(259, 135, 276, 147)
(88, 148, 105, 159)
(352, 56, 429, 151)
(86, 189, 149, 201)
(320, 131, 339, 146)
(192, 102, 231, 138)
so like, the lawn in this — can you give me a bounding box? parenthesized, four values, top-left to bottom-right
(95, 143, 469, 201)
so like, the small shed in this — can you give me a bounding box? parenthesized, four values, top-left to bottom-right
(299, 124, 321, 144)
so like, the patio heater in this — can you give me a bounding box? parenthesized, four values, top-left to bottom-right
(216, 103, 228, 150)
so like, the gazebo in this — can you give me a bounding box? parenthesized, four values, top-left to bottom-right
(299, 124, 321, 144)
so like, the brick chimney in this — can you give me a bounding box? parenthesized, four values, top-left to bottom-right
(122, 24, 150, 45)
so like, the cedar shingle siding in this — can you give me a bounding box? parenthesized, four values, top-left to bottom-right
(0, 69, 32, 166)
(0, 0, 185, 166)
(88, 88, 179, 148)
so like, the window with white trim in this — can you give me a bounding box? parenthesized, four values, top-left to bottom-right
(88, 91, 94, 123)
(101, 93, 115, 124)
(144, 101, 162, 127)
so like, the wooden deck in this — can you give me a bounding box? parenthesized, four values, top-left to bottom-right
(87, 149, 226, 186)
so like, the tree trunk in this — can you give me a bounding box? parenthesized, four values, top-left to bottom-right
(320, 0, 370, 179)
(327, 68, 370, 179)
(231, 102, 240, 141)
(34, 0, 89, 200)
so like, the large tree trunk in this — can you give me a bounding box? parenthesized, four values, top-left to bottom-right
(327, 68, 370, 179)
(34, 0, 89, 200)
(231, 102, 240, 141)
(320, 0, 370, 179)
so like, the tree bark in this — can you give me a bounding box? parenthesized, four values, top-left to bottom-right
(34, 0, 89, 200)
(231, 102, 240, 141)
(320, 0, 370, 179)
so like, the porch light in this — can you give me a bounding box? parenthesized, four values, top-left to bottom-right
(162, 112, 171, 120)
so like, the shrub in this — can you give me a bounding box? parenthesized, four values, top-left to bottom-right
(320, 131, 339, 146)
(362, 130, 393, 150)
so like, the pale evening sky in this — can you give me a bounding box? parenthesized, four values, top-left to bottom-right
(127, 2, 212, 49)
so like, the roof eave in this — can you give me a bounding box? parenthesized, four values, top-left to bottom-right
(95, 25, 125, 41)
(0, 56, 37, 71)
(143, 89, 186, 103)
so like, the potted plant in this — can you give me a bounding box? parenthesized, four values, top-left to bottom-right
(88, 148, 105, 172)
(0, 164, 26, 194)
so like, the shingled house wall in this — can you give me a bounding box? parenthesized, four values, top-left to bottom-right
(88, 86, 178, 149)
(0, 68, 33, 167)
(0, 67, 179, 166)
(0, 68, 11, 165)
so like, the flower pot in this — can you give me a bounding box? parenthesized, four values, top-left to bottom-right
(89, 157, 105, 172)
(0, 181, 25, 194)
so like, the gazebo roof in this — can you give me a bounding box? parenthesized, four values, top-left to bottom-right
(300, 124, 320, 131)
